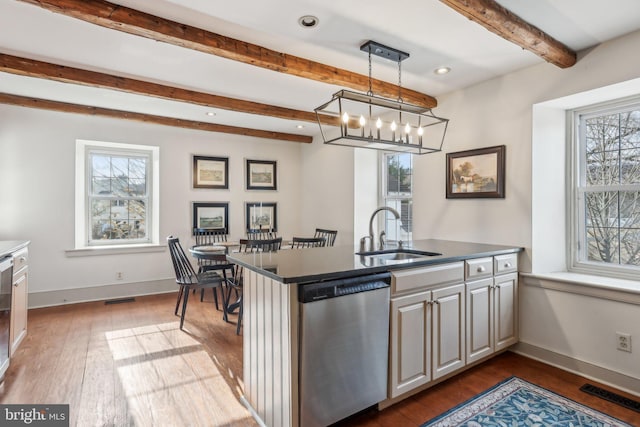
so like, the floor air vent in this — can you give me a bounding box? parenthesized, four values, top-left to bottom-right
(104, 297, 136, 305)
(580, 383, 640, 413)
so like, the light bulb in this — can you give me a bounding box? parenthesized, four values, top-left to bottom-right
(342, 112, 349, 124)
(390, 121, 397, 131)
(359, 115, 366, 127)
(376, 118, 382, 129)
(404, 123, 411, 134)
(417, 127, 424, 136)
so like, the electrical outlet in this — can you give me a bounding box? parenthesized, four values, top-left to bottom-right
(116, 272, 123, 280)
(616, 332, 632, 352)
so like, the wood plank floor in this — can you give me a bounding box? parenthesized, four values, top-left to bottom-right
(1, 292, 638, 426)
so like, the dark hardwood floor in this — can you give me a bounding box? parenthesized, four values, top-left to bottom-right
(0, 293, 638, 426)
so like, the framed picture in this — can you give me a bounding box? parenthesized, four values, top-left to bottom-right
(245, 202, 277, 232)
(246, 159, 277, 190)
(446, 145, 505, 199)
(193, 155, 229, 189)
(192, 202, 229, 233)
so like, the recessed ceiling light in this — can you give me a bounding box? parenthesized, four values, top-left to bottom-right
(298, 15, 319, 28)
(434, 67, 451, 75)
(296, 125, 305, 129)
(205, 111, 216, 116)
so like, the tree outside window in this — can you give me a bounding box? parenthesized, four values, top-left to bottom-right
(578, 107, 640, 270)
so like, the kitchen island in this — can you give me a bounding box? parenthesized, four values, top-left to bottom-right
(227, 239, 523, 427)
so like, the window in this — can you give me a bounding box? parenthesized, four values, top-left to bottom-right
(571, 100, 640, 279)
(382, 152, 413, 242)
(75, 140, 159, 249)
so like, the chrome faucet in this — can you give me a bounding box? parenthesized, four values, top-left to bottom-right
(361, 206, 400, 252)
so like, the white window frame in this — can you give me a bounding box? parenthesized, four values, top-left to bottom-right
(569, 98, 640, 280)
(381, 152, 413, 243)
(74, 140, 160, 251)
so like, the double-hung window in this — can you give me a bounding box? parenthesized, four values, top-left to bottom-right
(571, 100, 640, 279)
(75, 140, 159, 249)
(382, 152, 413, 242)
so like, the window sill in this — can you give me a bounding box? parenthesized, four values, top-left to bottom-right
(66, 244, 166, 257)
(520, 272, 640, 305)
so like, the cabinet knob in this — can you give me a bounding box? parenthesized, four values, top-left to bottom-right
(20, 257, 26, 262)
(504, 262, 511, 268)
(477, 266, 485, 273)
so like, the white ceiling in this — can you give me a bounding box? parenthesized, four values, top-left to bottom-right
(1, 0, 640, 139)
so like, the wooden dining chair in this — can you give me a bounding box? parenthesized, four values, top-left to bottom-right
(226, 237, 282, 335)
(290, 236, 326, 249)
(314, 228, 338, 246)
(167, 236, 227, 330)
(192, 227, 232, 309)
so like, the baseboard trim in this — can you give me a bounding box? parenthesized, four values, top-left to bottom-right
(512, 342, 640, 397)
(28, 278, 176, 308)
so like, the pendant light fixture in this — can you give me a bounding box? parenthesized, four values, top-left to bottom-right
(315, 41, 448, 154)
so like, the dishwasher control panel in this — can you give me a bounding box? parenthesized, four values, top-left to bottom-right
(299, 272, 391, 303)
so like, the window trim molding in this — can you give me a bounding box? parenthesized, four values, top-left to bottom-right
(75, 139, 160, 250)
(567, 97, 640, 281)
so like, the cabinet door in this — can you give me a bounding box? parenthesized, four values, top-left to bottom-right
(389, 291, 431, 398)
(432, 283, 465, 380)
(10, 268, 28, 356)
(494, 273, 518, 351)
(466, 278, 494, 364)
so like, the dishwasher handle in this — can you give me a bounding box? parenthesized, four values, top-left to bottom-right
(299, 272, 391, 303)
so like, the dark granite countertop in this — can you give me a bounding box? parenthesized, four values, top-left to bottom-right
(0, 240, 30, 259)
(227, 239, 523, 284)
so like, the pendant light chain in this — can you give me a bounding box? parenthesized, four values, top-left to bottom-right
(367, 47, 373, 96)
(397, 59, 403, 103)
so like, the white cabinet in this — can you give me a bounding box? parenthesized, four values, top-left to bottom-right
(10, 247, 28, 356)
(431, 283, 466, 380)
(389, 263, 465, 398)
(466, 254, 518, 364)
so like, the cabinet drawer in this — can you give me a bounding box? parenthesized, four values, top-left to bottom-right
(12, 247, 28, 276)
(494, 253, 518, 274)
(392, 262, 464, 295)
(465, 257, 493, 280)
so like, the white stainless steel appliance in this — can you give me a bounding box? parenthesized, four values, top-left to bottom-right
(0, 256, 13, 380)
(299, 272, 390, 427)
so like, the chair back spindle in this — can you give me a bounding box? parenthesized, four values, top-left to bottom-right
(314, 228, 338, 246)
(290, 236, 326, 249)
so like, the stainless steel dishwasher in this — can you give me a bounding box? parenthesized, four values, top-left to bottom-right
(299, 272, 390, 427)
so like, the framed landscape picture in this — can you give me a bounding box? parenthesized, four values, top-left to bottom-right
(193, 155, 229, 189)
(245, 202, 277, 232)
(192, 202, 229, 233)
(446, 145, 505, 199)
(246, 159, 277, 190)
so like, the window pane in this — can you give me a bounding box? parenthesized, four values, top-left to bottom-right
(620, 148, 640, 184)
(129, 157, 147, 179)
(586, 150, 619, 186)
(384, 199, 412, 242)
(90, 198, 148, 241)
(585, 114, 619, 154)
(386, 153, 412, 195)
(584, 191, 640, 266)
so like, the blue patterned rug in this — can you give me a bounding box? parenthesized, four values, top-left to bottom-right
(421, 377, 633, 427)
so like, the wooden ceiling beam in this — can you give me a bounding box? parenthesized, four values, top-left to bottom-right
(0, 92, 312, 143)
(17, 0, 438, 108)
(0, 53, 341, 126)
(440, 0, 577, 68)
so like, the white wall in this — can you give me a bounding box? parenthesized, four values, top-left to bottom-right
(0, 106, 302, 305)
(299, 137, 356, 247)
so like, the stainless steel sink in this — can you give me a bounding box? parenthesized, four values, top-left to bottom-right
(356, 249, 442, 264)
